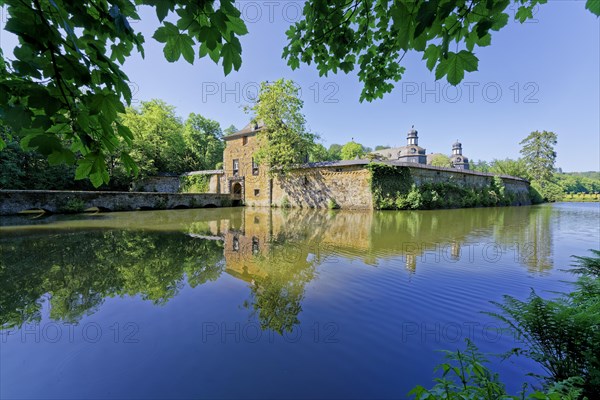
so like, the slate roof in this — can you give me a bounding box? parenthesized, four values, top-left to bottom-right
(223, 121, 265, 140)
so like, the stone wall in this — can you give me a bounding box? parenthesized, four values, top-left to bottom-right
(269, 165, 373, 209)
(133, 176, 180, 193)
(264, 163, 530, 209)
(0, 190, 233, 215)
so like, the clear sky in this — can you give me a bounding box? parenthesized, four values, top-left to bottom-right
(1, 2, 599, 171)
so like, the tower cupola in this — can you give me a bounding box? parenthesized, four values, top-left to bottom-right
(407, 126, 418, 146)
(452, 140, 462, 155)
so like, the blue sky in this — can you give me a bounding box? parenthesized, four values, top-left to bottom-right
(1, 2, 599, 171)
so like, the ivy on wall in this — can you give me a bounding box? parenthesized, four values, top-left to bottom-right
(368, 163, 531, 210)
(368, 163, 414, 209)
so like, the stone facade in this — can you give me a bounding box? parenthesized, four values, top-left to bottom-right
(133, 175, 180, 193)
(0, 190, 232, 215)
(201, 123, 530, 209)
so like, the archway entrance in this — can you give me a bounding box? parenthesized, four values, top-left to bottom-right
(232, 182, 243, 206)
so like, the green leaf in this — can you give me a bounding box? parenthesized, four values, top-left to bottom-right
(390, 3, 411, 50)
(27, 134, 63, 156)
(435, 51, 479, 85)
(226, 17, 248, 36)
(120, 151, 139, 176)
(422, 44, 440, 71)
(586, 0, 600, 16)
(153, 22, 179, 43)
(414, 0, 439, 39)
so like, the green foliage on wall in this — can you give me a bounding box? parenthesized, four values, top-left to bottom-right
(368, 163, 414, 209)
(368, 163, 530, 210)
(179, 175, 210, 193)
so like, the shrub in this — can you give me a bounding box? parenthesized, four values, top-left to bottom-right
(327, 198, 340, 209)
(179, 175, 209, 193)
(488, 250, 600, 398)
(61, 198, 86, 213)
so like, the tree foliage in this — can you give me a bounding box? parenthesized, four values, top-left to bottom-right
(223, 124, 239, 136)
(181, 113, 224, 171)
(282, 0, 599, 102)
(520, 131, 558, 183)
(429, 153, 452, 167)
(248, 79, 317, 173)
(327, 143, 343, 161)
(308, 143, 330, 162)
(0, 0, 247, 186)
(341, 141, 365, 160)
(1, 0, 597, 184)
(489, 157, 530, 179)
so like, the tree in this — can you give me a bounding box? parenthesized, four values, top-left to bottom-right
(341, 141, 365, 160)
(469, 159, 491, 173)
(327, 144, 343, 161)
(520, 131, 558, 183)
(283, 0, 599, 101)
(375, 145, 391, 151)
(223, 125, 239, 136)
(1, 1, 597, 184)
(0, 0, 247, 186)
(119, 99, 185, 176)
(489, 158, 530, 179)
(309, 143, 330, 162)
(429, 154, 452, 167)
(181, 113, 224, 171)
(248, 79, 317, 173)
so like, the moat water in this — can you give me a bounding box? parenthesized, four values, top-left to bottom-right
(1, 203, 598, 399)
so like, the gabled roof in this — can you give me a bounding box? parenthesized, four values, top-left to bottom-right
(223, 121, 265, 140)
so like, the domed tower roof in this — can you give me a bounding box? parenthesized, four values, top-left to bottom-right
(407, 126, 419, 146)
(451, 139, 463, 155)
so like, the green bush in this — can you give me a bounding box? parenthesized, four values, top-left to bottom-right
(61, 198, 86, 213)
(327, 198, 340, 209)
(368, 164, 522, 210)
(410, 339, 585, 399)
(179, 175, 210, 193)
(487, 250, 600, 398)
(412, 250, 600, 399)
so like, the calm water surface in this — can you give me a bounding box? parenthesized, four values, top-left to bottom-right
(1, 203, 598, 399)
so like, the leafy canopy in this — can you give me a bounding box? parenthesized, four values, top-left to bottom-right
(429, 153, 452, 167)
(520, 130, 558, 184)
(283, 0, 599, 101)
(0, 0, 597, 185)
(0, 0, 247, 186)
(248, 79, 317, 173)
(341, 141, 366, 160)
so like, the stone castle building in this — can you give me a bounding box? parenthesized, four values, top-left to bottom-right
(138, 123, 529, 209)
(371, 127, 470, 170)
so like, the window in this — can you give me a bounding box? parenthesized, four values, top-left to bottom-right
(254, 189, 260, 196)
(252, 158, 259, 175)
(252, 237, 259, 255)
(232, 235, 239, 252)
(233, 159, 239, 176)
(242, 136, 248, 145)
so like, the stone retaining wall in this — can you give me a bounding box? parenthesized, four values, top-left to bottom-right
(0, 190, 233, 215)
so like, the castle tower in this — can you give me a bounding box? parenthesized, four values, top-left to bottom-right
(452, 141, 462, 156)
(450, 140, 469, 170)
(407, 126, 418, 146)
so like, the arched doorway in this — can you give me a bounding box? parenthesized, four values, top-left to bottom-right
(232, 182, 243, 206)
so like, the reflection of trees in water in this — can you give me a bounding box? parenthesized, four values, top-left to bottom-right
(490, 205, 554, 272)
(0, 231, 224, 329)
(1, 205, 555, 332)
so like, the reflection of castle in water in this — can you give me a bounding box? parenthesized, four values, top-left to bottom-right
(0, 205, 554, 333)
(210, 206, 554, 278)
